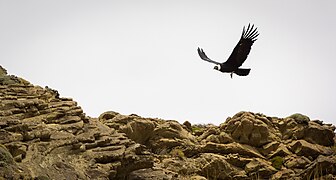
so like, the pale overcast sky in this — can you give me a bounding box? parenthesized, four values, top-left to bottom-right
(1, 0, 336, 125)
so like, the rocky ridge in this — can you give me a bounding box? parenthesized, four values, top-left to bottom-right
(0, 65, 335, 180)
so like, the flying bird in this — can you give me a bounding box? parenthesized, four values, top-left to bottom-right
(197, 24, 259, 78)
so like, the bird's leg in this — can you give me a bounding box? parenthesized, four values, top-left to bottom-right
(230, 72, 233, 79)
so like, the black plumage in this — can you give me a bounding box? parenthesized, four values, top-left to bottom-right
(198, 24, 259, 78)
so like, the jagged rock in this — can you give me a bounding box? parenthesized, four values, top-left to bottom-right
(271, 169, 295, 180)
(0, 144, 30, 179)
(4, 142, 27, 162)
(197, 153, 247, 179)
(191, 124, 209, 136)
(0, 144, 14, 165)
(127, 168, 177, 180)
(284, 155, 311, 169)
(261, 141, 280, 156)
(303, 121, 335, 146)
(289, 140, 333, 159)
(183, 121, 192, 132)
(100, 113, 160, 146)
(198, 127, 220, 141)
(152, 120, 194, 140)
(218, 132, 235, 144)
(278, 114, 335, 147)
(200, 142, 264, 158)
(1, 65, 336, 179)
(101, 113, 197, 154)
(269, 143, 292, 158)
(162, 153, 246, 179)
(0, 66, 7, 76)
(98, 111, 119, 121)
(297, 155, 336, 179)
(220, 112, 280, 147)
(245, 158, 277, 179)
(115, 116, 156, 144)
(223, 154, 252, 168)
(149, 120, 196, 152)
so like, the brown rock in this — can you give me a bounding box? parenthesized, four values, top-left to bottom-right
(285, 155, 311, 169)
(0, 144, 31, 179)
(183, 121, 192, 131)
(289, 140, 333, 159)
(245, 158, 277, 179)
(198, 127, 220, 141)
(269, 144, 292, 158)
(261, 141, 280, 156)
(271, 169, 295, 180)
(221, 112, 280, 147)
(1, 66, 336, 179)
(189, 175, 207, 180)
(303, 121, 335, 146)
(198, 153, 247, 179)
(223, 154, 253, 168)
(149, 120, 196, 152)
(200, 142, 264, 158)
(127, 168, 177, 180)
(120, 118, 156, 144)
(218, 132, 234, 144)
(298, 155, 336, 179)
(163, 153, 247, 179)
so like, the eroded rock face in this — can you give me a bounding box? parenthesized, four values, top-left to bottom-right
(99, 111, 197, 154)
(304, 121, 335, 146)
(0, 67, 155, 179)
(1, 65, 336, 180)
(220, 112, 280, 147)
(100, 112, 157, 144)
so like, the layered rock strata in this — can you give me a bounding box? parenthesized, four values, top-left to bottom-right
(0, 65, 335, 179)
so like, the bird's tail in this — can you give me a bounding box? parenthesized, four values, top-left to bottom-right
(234, 68, 251, 76)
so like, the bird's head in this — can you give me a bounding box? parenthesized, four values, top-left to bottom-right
(213, 65, 220, 71)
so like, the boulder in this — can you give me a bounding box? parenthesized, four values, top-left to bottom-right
(223, 154, 252, 168)
(303, 121, 335, 146)
(278, 114, 335, 147)
(220, 112, 280, 147)
(100, 112, 196, 151)
(198, 127, 220, 141)
(197, 153, 247, 179)
(261, 141, 280, 156)
(245, 158, 277, 179)
(269, 143, 292, 158)
(284, 155, 311, 169)
(148, 120, 196, 152)
(289, 140, 333, 159)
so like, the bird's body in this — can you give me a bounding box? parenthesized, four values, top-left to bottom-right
(198, 24, 259, 78)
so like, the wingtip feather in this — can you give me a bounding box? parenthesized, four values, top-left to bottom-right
(242, 23, 259, 41)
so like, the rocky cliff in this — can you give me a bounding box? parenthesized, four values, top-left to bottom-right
(0, 65, 335, 180)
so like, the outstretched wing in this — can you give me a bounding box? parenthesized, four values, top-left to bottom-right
(225, 24, 259, 68)
(197, 47, 221, 65)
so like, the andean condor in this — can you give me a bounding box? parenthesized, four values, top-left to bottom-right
(197, 24, 259, 78)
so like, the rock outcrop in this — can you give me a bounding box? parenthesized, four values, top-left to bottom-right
(1, 65, 335, 179)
